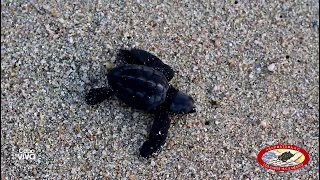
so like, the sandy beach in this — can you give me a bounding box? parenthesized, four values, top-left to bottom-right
(1, 0, 319, 179)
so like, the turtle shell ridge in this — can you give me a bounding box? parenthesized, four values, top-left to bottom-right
(107, 64, 169, 111)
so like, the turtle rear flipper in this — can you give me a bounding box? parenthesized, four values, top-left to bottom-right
(140, 113, 171, 158)
(118, 49, 175, 81)
(85, 87, 114, 105)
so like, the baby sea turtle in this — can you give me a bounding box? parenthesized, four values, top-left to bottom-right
(85, 49, 196, 158)
(278, 151, 295, 162)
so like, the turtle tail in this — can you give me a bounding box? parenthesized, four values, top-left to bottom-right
(85, 87, 114, 105)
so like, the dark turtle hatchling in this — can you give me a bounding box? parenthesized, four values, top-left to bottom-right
(85, 49, 196, 158)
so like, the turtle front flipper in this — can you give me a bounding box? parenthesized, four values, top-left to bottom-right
(118, 49, 175, 81)
(85, 87, 114, 105)
(140, 113, 171, 158)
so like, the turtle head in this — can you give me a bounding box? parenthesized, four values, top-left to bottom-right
(168, 87, 196, 114)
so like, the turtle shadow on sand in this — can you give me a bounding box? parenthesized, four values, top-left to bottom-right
(85, 49, 196, 158)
